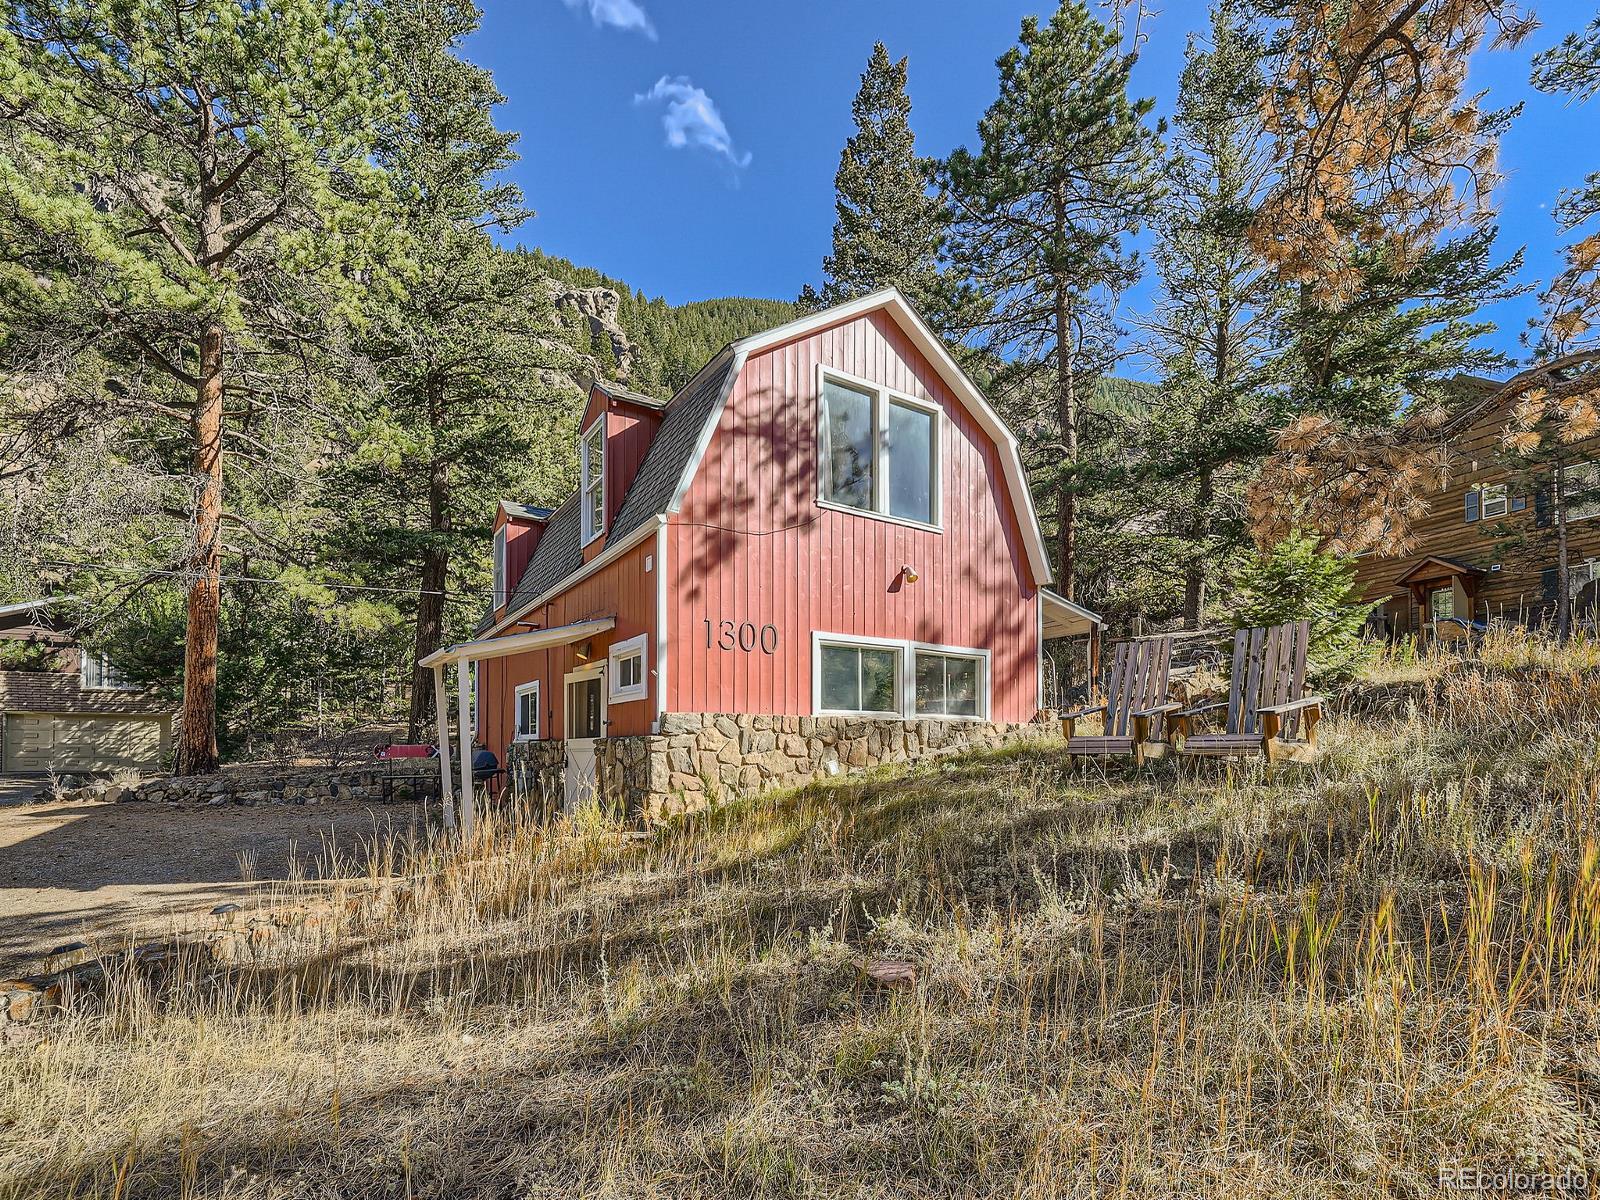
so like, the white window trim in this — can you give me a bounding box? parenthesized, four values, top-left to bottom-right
(492, 525, 508, 609)
(580, 417, 606, 546)
(608, 633, 649, 704)
(810, 631, 990, 721)
(513, 680, 541, 741)
(815, 364, 943, 533)
(1480, 481, 1508, 519)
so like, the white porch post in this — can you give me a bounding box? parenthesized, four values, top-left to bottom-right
(432, 663, 455, 831)
(457, 659, 476, 838)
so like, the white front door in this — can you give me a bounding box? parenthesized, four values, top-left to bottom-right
(563, 667, 605, 814)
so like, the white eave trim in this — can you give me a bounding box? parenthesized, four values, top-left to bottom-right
(663, 287, 1055, 586)
(1041, 589, 1102, 639)
(486, 514, 664, 637)
(421, 616, 616, 669)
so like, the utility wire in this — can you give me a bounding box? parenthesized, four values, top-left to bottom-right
(38, 560, 453, 597)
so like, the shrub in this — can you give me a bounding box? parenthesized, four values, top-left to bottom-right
(1226, 529, 1375, 684)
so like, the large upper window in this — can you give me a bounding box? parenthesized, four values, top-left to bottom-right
(818, 641, 901, 715)
(492, 526, 508, 608)
(581, 420, 605, 544)
(819, 374, 939, 528)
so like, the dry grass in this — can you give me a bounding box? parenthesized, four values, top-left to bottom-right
(6, 637, 1600, 1198)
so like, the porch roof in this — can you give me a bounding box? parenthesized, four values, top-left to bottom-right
(419, 616, 615, 668)
(1394, 555, 1485, 587)
(1041, 590, 1102, 639)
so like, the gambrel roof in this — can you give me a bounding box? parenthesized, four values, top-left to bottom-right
(482, 289, 1053, 636)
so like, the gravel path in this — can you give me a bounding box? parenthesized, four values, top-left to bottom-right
(0, 791, 421, 973)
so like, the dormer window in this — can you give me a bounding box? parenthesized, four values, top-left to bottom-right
(581, 419, 605, 545)
(818, 371, 940, 530)
(492, 525, 508, 608)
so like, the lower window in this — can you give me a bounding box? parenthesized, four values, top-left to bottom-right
(814, 634, 989, 718)
(818, 643, 901, 714)
(514, 681, 540, 740)
(914, 651, 982, 717)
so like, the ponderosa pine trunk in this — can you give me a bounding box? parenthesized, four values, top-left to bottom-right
(407, 456, 451, 741)
(175, 319, 225, 774)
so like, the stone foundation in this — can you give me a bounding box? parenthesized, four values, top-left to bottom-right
(504, 713, 1048, 823)
(504, 739, 566, 814)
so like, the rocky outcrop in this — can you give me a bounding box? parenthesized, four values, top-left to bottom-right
(544, 280, 639, 382)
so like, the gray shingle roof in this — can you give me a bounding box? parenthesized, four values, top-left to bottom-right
(610, 351, 733, 545)
(476, 349, 737, 634)
(593, 381, 666, 410)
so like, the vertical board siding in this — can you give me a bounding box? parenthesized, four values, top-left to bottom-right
(668, 310, 1040, 723)
(477, 539, 657, 765)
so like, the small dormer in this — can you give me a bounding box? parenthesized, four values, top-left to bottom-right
(580, 381, 666, 561)
(492, 501, 553, 612)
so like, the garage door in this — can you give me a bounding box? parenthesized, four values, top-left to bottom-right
(3, 712, 167, 773)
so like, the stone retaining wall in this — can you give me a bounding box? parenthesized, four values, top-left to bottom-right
(61, 765, 439, 808)
(503, 713, 1049, 823)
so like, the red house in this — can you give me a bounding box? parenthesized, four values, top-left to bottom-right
(422, 289, 1099, 822)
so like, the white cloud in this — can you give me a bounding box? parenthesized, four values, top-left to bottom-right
(634, 76, 751, 170)
(561, 0, 655, 39)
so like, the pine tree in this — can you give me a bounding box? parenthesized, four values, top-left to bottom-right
(941, 2, 1162, 600)
(0, 0, 398, 773)
(337, 0, 569, 741)
(812, 43, 962, 332)
(1142, 0, 1286, 628)
(1243, 0, 1530, 554)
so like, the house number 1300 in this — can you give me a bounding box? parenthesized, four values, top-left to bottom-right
(703, 619, 778, 654)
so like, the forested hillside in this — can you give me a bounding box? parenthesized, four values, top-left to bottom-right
(531, 249, 797, 396)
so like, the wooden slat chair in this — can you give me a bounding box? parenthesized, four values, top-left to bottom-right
(1171, 620, 1324, 762)
(1060, 636, 1179, 765)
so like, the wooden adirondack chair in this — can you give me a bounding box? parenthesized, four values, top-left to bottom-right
(1170, 620, 1324, 762)
(1060, 636, 1178, 764)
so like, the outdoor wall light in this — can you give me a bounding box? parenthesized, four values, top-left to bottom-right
(902, 565, 920, 584)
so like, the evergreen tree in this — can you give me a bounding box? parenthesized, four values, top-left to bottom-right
(942, 2, 1162, 600)
(338, 0, 569, 741)
(0, 0, 398, 773)
(1227, 529, 1374, 685)
(1143, 0, 1286, 628)
(813, 43, 963, 333)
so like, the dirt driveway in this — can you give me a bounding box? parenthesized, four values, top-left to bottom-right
(0, 791, 422, 973)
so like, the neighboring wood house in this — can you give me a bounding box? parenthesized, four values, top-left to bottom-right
(0, 599, 173, 774)
(1351, 376, 1600, 638)
(423, 289, 1100, 819)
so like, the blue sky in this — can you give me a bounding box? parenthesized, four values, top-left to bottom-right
(471, 0, 1599, 365)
